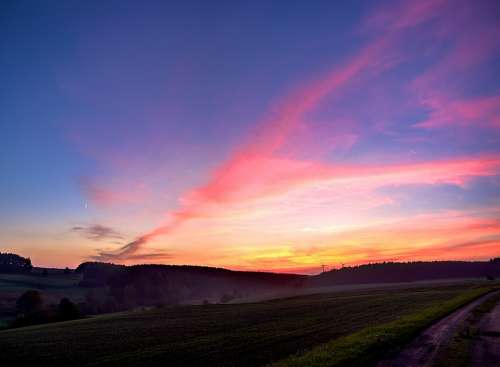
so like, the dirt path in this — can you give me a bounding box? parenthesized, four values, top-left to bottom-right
(471, 300, 500, 366)
(375, 291, 500, 367)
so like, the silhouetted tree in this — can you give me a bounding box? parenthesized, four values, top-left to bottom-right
(11, 290, 48, 328)
(64, 267, 71, 274)
(16, 290, 43, 315)
(0, 252, 32, 273)
(58, 298, 80, 320)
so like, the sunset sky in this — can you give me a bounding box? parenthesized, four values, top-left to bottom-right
(1, 0, 500, 273)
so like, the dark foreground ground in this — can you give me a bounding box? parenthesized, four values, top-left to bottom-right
(0, 281, 498, 367)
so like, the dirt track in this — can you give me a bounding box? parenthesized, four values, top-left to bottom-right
(471, 299, 500, 366)
(376, 290, 500, 367)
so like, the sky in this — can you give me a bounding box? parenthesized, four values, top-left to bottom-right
(1, 0, 500, 274)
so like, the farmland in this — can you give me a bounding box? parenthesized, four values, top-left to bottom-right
(0, 281, 496, 367)
(0, 271, 85, 326)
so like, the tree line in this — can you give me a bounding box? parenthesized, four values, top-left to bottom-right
(0, 252, 32, 273)
(11, 290, 81, 328)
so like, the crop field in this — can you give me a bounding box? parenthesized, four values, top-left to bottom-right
(0, 282, 495, 367)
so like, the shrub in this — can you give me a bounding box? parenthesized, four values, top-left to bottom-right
(16, 290, 43, 315)
(58, 298, 81, 321)
(12, 290, 48, 328)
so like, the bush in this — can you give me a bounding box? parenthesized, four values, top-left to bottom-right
(16, 290, 43, 315)
(58, 298, 81, 321)
(12, 290, 48, 328)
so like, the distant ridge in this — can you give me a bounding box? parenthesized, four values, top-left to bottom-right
(309, 259, 500, 286)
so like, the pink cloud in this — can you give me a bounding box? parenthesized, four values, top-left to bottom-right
(78, 177, 150, 207)
(94, 23, 400, 260)
(328, 155, 500, 189)
(410, 4, 500, 130)
(93, 0, 500, 262)
(415, 94, 500, 129)
(96, 152, 500, 261)
(412, 15, 500, 92)
(363, 0, 449, 32)
(329, 133, 359, 151)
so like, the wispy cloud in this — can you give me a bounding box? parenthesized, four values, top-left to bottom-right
(410, 3, 500, 130)
(78, 177, 150, 207)
(71, 224, 124, 242)
(415, 95, 500, 129)
(89, 248, 172, 262)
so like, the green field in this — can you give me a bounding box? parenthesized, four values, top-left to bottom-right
(271, 287, 495, 367)
(0, 282, 495, 367)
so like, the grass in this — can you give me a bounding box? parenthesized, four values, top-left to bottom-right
(268, 286, 497, 367)
(0, 282, 495, 367)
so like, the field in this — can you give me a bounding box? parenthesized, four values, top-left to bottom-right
(0, 271, 85, 325)
(0, 281, 496, 367)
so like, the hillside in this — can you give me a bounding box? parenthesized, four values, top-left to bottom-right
(309, 259, 500, 287)
(0, 282, 494, 367)
(76, 262, 306, 308)
(2, 258, 499, 328)
(70, 260, 500, 316)
(0, 271, 84, 327)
